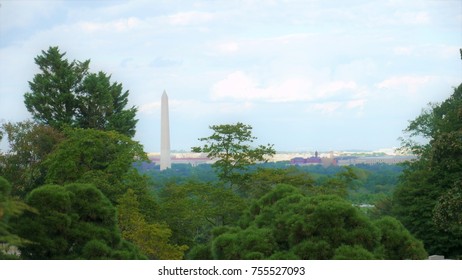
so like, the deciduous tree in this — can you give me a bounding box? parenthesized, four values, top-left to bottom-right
(0, 121, 64, 197)
(393, 78, 462, 257)
(117, 189, 188, 259)
(192, 122, 275, 185)
(159, 181, 245, 247)
(44, 128, 147, 202)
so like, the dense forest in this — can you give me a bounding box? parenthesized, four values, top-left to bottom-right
(0, 47, 461, 260)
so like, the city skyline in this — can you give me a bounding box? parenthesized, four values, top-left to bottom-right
(1, 0, 461, 152)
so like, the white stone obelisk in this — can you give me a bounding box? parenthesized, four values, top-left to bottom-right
(160, 91, 171, 170)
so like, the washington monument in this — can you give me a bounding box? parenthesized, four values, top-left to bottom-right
(160, 91, 171, 170)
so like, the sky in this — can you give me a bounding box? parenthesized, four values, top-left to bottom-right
(0, 0, 461, 153)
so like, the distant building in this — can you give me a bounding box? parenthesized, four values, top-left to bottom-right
(290, 157, 307, 165)
(336, 155, 417, 166)
(149, 153, 214, 167)
(290, 151, 331, 166)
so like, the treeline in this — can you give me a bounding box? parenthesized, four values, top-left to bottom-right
(1, 47, 461, 259)
(140, 162, 401, 205)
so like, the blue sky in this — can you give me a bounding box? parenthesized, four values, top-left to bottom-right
(0, 0, 461, 152)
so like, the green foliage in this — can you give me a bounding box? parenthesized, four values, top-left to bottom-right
(374, 216, 427, 260)
(315, 166, 360, 198)
(159, 181, 246, 247)
(13, 183, 145, 259)
(192, 122, 275, 185)
(117, 189, 187, 259)
(0, 121, 64, 197)
(81, 240, 112, 260)
(24, 46, 90, 129)
(44, 128, 147, 202)
(186, 244, 212, 260)
(195, 183, 427, 260)
(333, 245, 375, 260)
(210, 226, 276, 260)
(394, 81, 462, 257)
(433, 183, 462, 233)
(75, 71, 138, 137)
(0, 177, 35, 258)
(238, 166, 315, 199)
(24, 46, 137, 137)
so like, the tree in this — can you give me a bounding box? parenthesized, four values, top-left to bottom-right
(42, 128, 159, 235)
(158, 181, 246, 247)
(315, 166, 361, 198)
(433, 183, 462, 233)
(333, 245, 375, 260)
(117, 189, 188, 259)
(191, 184, 426, 259)
(0, 121, 64, 197)
(0, 176, 34, 259)
(238, 166, 315, 199)
(14, 183, 145, 259)
(192, 122, 275, 185)
(24, 46, 89, 129)
(393, 80, 462, 257)
(24, 46, 138, 137)
(374, 216, 427, 260)
(75, 71, 138, 137)
(43, 128, 147, 202)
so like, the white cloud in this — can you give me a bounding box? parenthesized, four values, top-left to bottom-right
(211, 71, 314, 102)
(138, 98, 253, 117)
(376, 75, 436, 94)
(309, 102, 343, 115)
(78, 17, 141, 33)
(307, 98, 366, 116)
(211, 71, 362, 103)
(0, 0, 59, 31)
(393, 46, 413, 55)
(346, 99, 366, 110)
(394, 11, 430, 25)
(217, 42, 239, 53)
(165, 11, 215, 26)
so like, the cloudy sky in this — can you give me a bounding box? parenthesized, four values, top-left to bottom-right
(0, 0, 461, 152)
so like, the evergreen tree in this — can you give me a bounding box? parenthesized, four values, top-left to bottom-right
(191, 184, 426, 259)
(24, 46, 138, 137)
(24, 47, 89, 129)
(13, 183, 145, 259)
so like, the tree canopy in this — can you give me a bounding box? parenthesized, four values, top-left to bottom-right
(0, 121, 64, 197)
(44, 128, 146, 202)
(192, 122, 275, 185)
(189, 184, 426, 260)
(13, 183, 145, 259)
(117, 189, 188, 259)
(0, 176, 35, 259)
(24, 46, 137, 137)
(393, 53, 462, 258)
